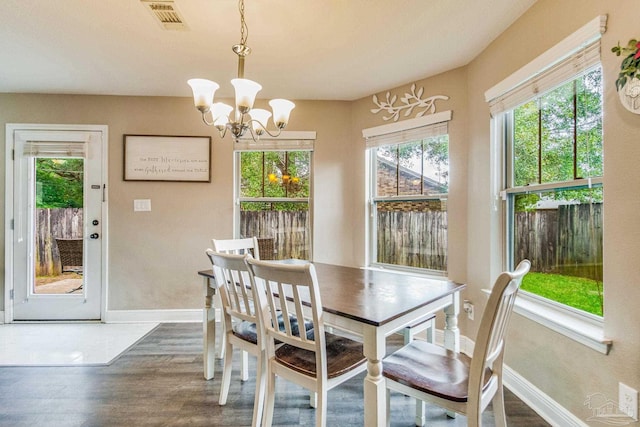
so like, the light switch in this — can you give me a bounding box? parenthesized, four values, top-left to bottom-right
(134, 199, 151, 212)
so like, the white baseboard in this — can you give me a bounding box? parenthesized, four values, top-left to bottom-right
(104, 309, 202, 323)
(503, 366, 588, 427)
(434, 331, 586, 427)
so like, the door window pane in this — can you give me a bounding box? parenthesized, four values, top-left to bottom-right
(34, 158, 84, 294)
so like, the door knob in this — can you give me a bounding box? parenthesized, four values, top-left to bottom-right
(92, 220, 99, 226)
(90, 233, 99, 239)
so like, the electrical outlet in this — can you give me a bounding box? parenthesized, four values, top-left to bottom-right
(463, 300, 474, 321)
(619, 382, 638, 420)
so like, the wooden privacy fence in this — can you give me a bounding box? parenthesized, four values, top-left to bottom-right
(514, 204, 603, 280)
(240, 210, 310, 260)
(377, 210, 448, 271)
(35, 208, 83, 276)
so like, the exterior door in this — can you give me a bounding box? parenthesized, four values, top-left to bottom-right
(6, 125, 107, 320)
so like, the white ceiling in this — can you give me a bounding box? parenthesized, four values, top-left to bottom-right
(0, 0, 537, 101)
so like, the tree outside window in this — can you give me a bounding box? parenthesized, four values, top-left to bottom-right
(238, 150, 311, 260)
(508, 66, 603, 316)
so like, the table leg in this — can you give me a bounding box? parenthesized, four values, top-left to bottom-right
(203, 277, 216, 380)
(443, 292, 461, 352)
(363, 326, 387, 427)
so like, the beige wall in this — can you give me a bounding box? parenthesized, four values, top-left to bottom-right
(462, 0, 640, 423)
(2, 0, 639, 424)
(350, 67, 470, 283)
(0, 95, 352, 310)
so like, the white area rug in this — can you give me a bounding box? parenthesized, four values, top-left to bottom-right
(0, 323, 158, 366)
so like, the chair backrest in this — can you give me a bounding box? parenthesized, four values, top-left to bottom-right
(212, 237, 260, 259)
(245, 258, 326, 377)
(468, 259, 531, 399)
(208, 251, 264, 344)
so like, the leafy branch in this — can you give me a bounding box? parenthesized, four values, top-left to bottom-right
(371, 83, 449, 122)
(611, 39, 640, 91)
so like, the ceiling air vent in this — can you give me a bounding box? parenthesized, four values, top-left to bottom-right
(141, 0, 188, 31)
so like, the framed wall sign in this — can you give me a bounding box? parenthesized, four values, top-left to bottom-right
(123, 135, 211, 182)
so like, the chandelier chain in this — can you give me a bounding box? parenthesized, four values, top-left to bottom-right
(238, 0, 248, 46)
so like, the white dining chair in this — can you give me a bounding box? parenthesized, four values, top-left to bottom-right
(208, 251, 267, 427)
(208, 237, 261, 378)
(402, 313, 436, 427)
(245, 257, 367, 427)
(383, 260, 531, 427)
(213, 237, 261, 259)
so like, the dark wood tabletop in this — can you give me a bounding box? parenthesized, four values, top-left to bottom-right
(199, 262, 465, 327)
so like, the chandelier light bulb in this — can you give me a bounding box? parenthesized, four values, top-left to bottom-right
(211, 102, 233, 130)
(231, 78, 262, 114)
(248, 108, 272, 135)
(269, 99, 296, 129)
(187, 79, 219, 113)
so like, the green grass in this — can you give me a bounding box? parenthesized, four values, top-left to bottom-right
(521, 272, 603, 316)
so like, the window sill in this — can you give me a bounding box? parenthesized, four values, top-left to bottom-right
(511, 292, 612, 355)
(364, 264, 447, 279)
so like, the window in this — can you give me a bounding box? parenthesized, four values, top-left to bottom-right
(499, 53, 603, 317)
(236, 145, 312, 260)
(365, 119, 450, 274)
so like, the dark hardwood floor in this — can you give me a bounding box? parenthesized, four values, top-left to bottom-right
(0, 323, 550, 426)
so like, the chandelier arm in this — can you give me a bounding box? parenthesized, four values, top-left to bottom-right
(201, 111, 216, 126)
(218, 126, 229, 140)
(247, 119, 284, 138)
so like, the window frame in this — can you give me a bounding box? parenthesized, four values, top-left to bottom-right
(486, 15, 611, 354)
(233, 132, 315, 260)
(364, 115, 451, 276)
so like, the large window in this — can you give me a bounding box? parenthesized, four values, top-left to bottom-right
(236, 149, 312, 260)
(502, 64, 603, 317)
(367, 122, 449, 274)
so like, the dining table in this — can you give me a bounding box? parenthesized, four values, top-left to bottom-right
(198, 262, 465, 427)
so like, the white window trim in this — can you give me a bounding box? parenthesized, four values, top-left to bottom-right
(514, 293, 611, 354)
(484, 15, 607, 103)
(364, 113, 452, 276)
(233, 141, 315, 259)
(488, 15, 611, 354)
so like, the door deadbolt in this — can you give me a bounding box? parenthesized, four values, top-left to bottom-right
(92, 220, 99, 226)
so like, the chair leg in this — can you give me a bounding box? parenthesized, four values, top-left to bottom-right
(309, 392, 318, 408)
(386, 388, 392, 427)
(493, 386, 507, 427)
(403, 319, 431, 426)
(215, 294, 225, 359)
(415, 400, 426, 427)
(315, 389, 328, 427)
(252, 351, 267, 427)
(218, 339, 234, 405)
(241, 350, 249, 381)
(262, 367, 276, 427)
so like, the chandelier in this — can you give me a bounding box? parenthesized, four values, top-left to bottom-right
(187, 0, 295, 143)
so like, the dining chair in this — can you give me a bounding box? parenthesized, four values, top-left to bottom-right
(245, 258, 367, 427)
(402, 313, 436, 427)
(383, 260, 531, 427)
(213, 236, 261, 259)
(208, 251, 268, 427)
(208, 237, 261, 377)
